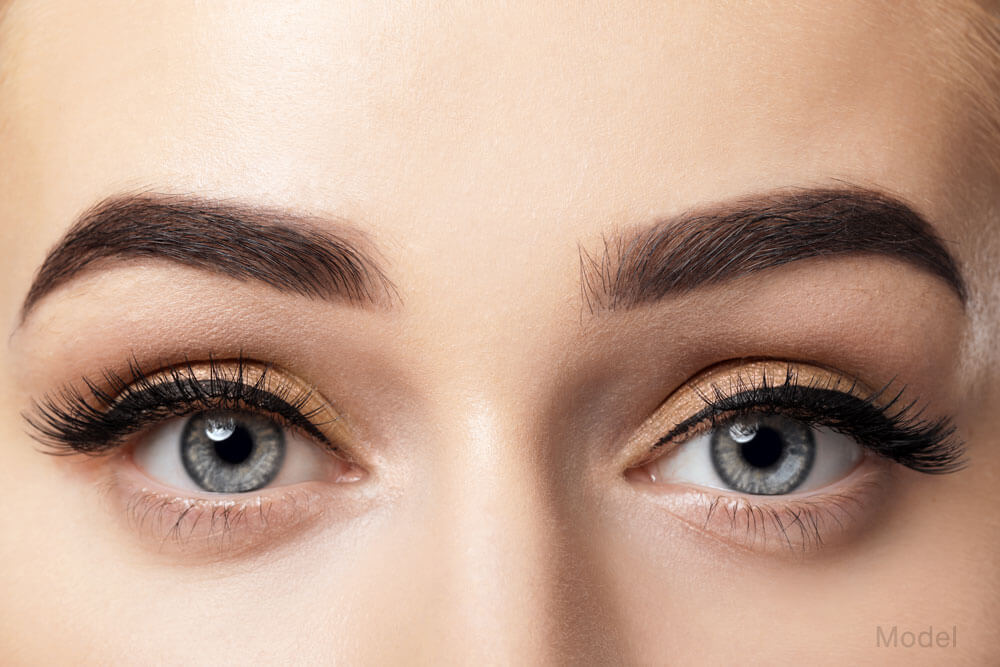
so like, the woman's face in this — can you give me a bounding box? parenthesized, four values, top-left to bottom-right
(1, 1, 998, 663)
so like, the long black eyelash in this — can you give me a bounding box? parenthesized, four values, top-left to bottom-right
(653, 366, 966, 474)
(24, 356, 333, 456)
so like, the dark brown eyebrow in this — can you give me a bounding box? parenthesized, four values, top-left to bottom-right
(579, 186, 967, 313)
(20, 194, 397, 323)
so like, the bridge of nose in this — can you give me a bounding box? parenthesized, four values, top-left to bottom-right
(352, 388, 627, 664)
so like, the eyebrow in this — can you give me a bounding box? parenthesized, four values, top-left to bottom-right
(579, 186, 967, 312)
(20, 194, 397, 322)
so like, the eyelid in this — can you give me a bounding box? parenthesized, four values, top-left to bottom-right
(620, 359, 868, 470)
(139, 361, 352, 450)
(26, 358, 358, 463)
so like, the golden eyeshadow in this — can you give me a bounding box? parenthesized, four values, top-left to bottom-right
(135, 360, 355, 456)
(25, 356, 360, 462)
(621, 359, 872, 469)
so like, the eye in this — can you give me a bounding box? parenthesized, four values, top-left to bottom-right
(24, 358, 371, 553)
(625, 361, 965, 501)
(640, 413, 864, 495)
(623, 361, 966, 552)
(25, 358, 365, 492)
(133, 409, 359, 494)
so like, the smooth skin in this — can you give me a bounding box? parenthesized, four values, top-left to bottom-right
(1, 1, 999, 664)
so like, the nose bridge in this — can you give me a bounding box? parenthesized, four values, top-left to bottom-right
(424, 397, 562, 663)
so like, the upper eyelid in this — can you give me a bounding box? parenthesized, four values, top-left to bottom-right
(653, 383, 871, 447)
(611, 356, 966, 478)
(23, 358, 347, 456)
(117, 378, 336, 446)
(647, 382, 965, 474)
(646, 365, 874, 448)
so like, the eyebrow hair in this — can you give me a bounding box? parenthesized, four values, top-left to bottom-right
(20, 194, 397, 322)
(579, 186, 967, 313)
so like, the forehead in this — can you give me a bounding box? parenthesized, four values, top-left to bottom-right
(0, 2, 993, 269)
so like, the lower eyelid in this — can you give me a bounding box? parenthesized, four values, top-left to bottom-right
(100, 451, 372, 561)
(629, 462, 891, 556)
(116, 483, 328, 560)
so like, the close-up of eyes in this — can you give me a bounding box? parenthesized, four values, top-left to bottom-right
(22, 356, 966, 557)
(4, 0, 1000, 661)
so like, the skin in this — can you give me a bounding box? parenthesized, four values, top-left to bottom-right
(1, 0, 998, 663)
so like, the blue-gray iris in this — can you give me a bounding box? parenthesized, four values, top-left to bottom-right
(710, 415, 815, 495)
(180, 411, 285, 493)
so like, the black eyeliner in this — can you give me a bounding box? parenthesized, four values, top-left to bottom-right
(652, 368, 966, 475)
(23, 356, 333, 455)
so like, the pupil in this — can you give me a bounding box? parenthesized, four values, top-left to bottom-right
(739, 426, 784, 468)
(211, 424, 254, 464)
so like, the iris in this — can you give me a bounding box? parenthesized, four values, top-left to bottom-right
(710, 416, 816, 495)
(181, 411, 286, 492)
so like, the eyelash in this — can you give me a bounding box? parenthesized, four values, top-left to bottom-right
(29, 358, 966, 478)
(25, 358, 965, 555)
(650, 366, 966, 475)
(24, 356, 335, 456)
(677, 485, 879, 553)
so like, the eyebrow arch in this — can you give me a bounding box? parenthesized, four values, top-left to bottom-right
(19, 193, 398, 323)
(579, 186, 967, 313)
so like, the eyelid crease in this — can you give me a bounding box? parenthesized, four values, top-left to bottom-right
(23, 356, 352, 459)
